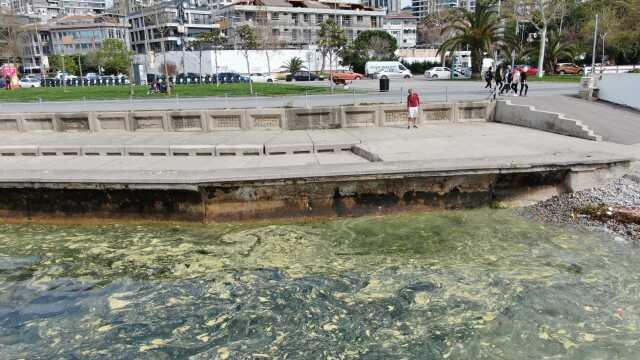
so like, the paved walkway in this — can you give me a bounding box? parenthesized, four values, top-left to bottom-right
(510, 95, 640, 145)
(0, 81, 578, 113)
(0, 123, 637, 186)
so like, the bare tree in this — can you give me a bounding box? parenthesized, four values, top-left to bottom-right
(526, 0, 564, 77)
(237, 25, 258, 94)
(155, 11, 174, 95)
(0, 10, 25, 66)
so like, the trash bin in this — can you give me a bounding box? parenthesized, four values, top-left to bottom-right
(379, 77, 389, 92)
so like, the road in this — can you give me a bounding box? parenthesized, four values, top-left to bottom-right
(0, 79, 578, 113)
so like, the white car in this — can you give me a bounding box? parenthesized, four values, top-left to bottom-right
(249, 73, 276, 83)
(19, 78, 41, 88)
(424, 67, 462, 79)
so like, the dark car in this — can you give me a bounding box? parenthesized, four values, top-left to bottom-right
(217, 72, 250, 83)
(285, 71, 324, 82)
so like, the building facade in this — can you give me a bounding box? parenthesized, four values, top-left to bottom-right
(383, 14, 417, 48)
(412, 0, 474, 18)
(127, 1, 217, 53)
(215, 0, 386, 49)
(365, 0, 400, 14)
(20, 14, 130, 67)
(8, 0, 109, 21)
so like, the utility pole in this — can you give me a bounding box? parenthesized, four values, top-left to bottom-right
(591, 14, 598, 76)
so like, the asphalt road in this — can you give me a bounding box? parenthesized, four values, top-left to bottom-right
(0, 79, 579, 113)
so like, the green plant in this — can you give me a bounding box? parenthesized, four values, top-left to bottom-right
(237, 25, 258, 94)
(401, 60, 440, 74)
(438, 0, 501, 79)
(282, 57, 304, 74)
(340, 30, 398, 74)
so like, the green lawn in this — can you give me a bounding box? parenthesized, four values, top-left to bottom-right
(0, 83, 346, 102)
(526, 74, 582, 82)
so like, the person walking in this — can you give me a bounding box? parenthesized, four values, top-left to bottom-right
(511, 68, 520, 96)
(500, 66, 512, 95)
(406, 88, 420, 129)
(484, 67, 493, 89)
(519, 69, 529, 97)
(494, 64, 503, 91)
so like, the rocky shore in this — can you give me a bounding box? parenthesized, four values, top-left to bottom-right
(521, 165, 640, 242)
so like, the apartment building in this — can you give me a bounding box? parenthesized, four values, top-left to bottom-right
(127, 0, 217, 53)
(215, 0, 386, 49)
(20, 14, 130, 67)
(412, 0, 474, 18)
(365, 0, 400, 14)
(383, 14, 417, 48)
(8, 0, 109, 21)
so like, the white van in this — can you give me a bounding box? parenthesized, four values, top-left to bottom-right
(365, 61, 413, 79)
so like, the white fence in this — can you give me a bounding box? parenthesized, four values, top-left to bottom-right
(584, 65, 640, 74)
(596, 73, 640, 110)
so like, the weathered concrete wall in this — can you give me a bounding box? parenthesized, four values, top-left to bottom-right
(495, 100, 601, 141)
(0, 101, 493, 134)
(596, 73, 640, 111)
(0, 162, 627, 223)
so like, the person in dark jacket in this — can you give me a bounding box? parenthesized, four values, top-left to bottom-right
(494, 65, 503, 91)
(484, 67, 493, 89)
(519, 69, 529, 96)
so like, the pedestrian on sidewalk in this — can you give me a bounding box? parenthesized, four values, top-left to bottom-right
(519, 69, 529, 96)
(406, 88, 420, 129)
(511, 68, 520, 96)
(500, 66, 512, 95)
(494, 64, 503, 91)
(484, 67, 493, 89)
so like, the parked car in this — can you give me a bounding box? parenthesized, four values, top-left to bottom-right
(555, 63, 583, 75)
(85, 72, 99, 81)
(18, 77, 41, 88)
(250, 73, 277, 83)
(514, 65, 538, 76)
(285, 71, 324, 82)
(424, 67, 463, 79)
(217, 72, 250, 83)
(330, 71, 364, 81)
(53, 72, 77, 80)
(365, 61, 412, 79)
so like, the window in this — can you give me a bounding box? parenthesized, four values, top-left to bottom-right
(272, 12, 279, 20)
(303, 14, 309, 23)
(357, 16, 363, 24)
(316, 14, 323, 23)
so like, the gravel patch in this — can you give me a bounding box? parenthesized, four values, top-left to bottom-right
(520, 166, 640, 242)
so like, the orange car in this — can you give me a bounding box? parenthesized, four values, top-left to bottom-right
(331, 71, 365, 84)
(555, 63, 583, 75)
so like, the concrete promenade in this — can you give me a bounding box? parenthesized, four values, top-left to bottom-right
(0, 80, 577, 113)
(0, 123, 636, 185)
(510, 95, 640, 145)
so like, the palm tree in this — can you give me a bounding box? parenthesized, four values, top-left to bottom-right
(282, 57, 304, 74)
(438, 0, 501, 79)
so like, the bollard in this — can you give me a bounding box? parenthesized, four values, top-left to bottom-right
(400, 87, 403, 103)
(352, 88, 356, 106)
(305, 90, 309, 108)
(225, 93, 229, 109)
(445, 87, 448, 103)
(176, 94, 180, 109)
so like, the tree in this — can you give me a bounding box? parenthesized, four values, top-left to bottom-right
(438, 0, 502, 79)
(282, 57, 305, 74)
(48, 55, 79, 75)
(237, 25, 258, 94)
(0, 10, 25, 66)
(193, 29, 225, 87)
(525, 0, 565, 77)
(96, 38, 131, 75)
(340, 30, 397, 74)
(155, 12, 173, 95)
(527, 30, 575, 73)
(318, 19, 346, 87)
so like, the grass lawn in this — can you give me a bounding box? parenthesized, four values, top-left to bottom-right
(0, 83, 346, 102)
(527, 74, 582, 82)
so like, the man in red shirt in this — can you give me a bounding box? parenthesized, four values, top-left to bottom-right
(406, 88, 420, 129)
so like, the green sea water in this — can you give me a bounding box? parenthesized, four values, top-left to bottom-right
(0, 209, 638, 359)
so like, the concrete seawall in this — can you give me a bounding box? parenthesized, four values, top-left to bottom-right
(0, 101, 493, 134)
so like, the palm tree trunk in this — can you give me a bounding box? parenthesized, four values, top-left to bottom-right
(472, 49, 482, 80)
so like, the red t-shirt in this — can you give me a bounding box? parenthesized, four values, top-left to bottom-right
(407, 93, 420, 107)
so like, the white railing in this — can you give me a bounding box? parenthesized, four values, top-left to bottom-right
(584, 64, 640, 74)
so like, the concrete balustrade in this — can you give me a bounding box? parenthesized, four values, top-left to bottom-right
(0, 101, 493, 134)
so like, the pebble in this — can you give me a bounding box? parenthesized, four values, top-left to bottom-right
(520, 169, 640, 242)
